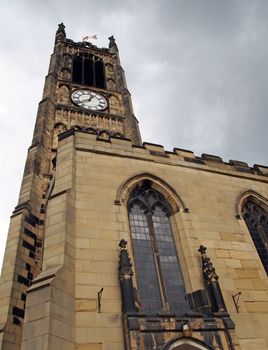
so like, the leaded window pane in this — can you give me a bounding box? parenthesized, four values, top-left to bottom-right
(152, 207, 189, 313)
(242, 200, 268, 275)
(128, 182, 189, 314)
(129, 205, 162, 311)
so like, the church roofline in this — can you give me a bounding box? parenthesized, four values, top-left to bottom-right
(57, 128, 268, 181)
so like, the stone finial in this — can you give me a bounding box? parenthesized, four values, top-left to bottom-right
(119, 239, 127, 250)
(108, 35, 118, 50)
(56, 22, 66, 36)
(118, 240, 136, 312)
(55, 23, 66, 45)
(198, 245, 207, 255)
(198, 245, 227, 313)
(119, 240, 133, 279)
(199, 245, 219, 282)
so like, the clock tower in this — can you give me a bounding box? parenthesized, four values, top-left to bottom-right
(0, 23, 141, 349)
(51, 23, 141, 145)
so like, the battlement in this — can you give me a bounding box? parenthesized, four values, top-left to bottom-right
(58, 129, 268, 180)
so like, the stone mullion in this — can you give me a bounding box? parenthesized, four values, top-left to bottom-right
(147, 213, 168, 310)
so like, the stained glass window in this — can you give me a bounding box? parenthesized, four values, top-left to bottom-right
(242, 200, 268, 275)
(128, 181, 189, 314)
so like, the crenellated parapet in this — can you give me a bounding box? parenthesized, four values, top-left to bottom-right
(57, 129, 268, 181)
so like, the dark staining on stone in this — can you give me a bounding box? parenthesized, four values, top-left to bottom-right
(144, 332, 154, 349)
(214, 332, 224, 350)
(128, 317, 140, 331)
(203, 330, 215, 349)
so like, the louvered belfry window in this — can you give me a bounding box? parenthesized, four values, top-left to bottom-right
(128, 180, 189, 314)
(72, 53, 105, 89)
(242, 200, 268, 275)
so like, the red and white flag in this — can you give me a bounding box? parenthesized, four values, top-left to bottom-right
(82, 34, 98, 42)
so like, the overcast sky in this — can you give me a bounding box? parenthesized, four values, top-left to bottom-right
(0, 0, 268, 269)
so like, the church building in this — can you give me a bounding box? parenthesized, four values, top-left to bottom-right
(0, 23, 268, 350)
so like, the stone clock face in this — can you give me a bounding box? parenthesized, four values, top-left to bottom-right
(71, 89, 107, 111)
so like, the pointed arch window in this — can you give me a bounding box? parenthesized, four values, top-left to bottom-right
(72, 53, 105, 89)
(242, 200, 268, 275)
(128, 180, 189, 314)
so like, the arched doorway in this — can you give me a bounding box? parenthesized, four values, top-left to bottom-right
(164, 338, 212, 350)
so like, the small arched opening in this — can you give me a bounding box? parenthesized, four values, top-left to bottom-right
(163, 337, 213, 350)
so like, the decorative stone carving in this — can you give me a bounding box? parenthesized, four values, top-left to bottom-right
(199, 245, 219, 282)
(118, 240, 136, 313)
(58, 85, 70, 104)
(199, 245, 227, 313)
(119, 240, 133, 278)
(55, 106, 125, 136)
(109, 95, 121, 114)
(61, 54, 72, 81)
(61, 69, 71, 81)
(57, 23, 65, 35)
(52, 123, 67, 149)
(62, 54, 72, 70)
(108, 35, 118, 50)
(55, 23, 66, 44)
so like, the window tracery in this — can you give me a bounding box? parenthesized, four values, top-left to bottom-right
(128, 180, 189, 313)
(242, 200, 268, 275)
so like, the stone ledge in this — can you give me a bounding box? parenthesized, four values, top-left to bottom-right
(58, 130, 268, 180)
(27, 266, 62, 293)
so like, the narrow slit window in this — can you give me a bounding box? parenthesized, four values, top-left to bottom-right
(72, 55, 82, 84)
(84, 57, 94, 86)
(95, 60, 105, 88)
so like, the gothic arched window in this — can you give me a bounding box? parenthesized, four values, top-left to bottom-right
(242, 200, 268, 275)
(128, 180, 189, 314)
(72, 53, 105, 89)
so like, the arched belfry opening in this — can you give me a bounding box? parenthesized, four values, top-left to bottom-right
(72, 52, 105, 88)
(127, 179, 189, 314)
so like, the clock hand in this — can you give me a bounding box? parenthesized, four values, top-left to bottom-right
(81, 95, 93, 103)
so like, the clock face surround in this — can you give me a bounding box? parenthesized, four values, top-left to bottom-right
(71, 89, 107, 111)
